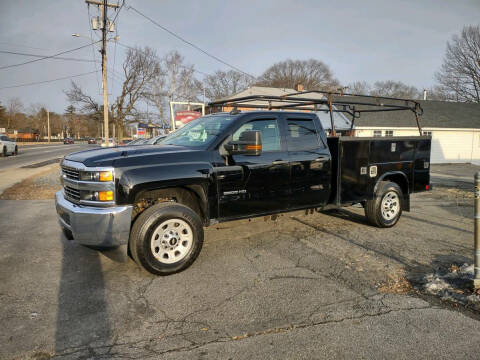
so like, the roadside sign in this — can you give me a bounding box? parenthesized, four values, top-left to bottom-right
(175, 111, 201, 128)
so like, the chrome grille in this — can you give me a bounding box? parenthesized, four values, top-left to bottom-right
(61, 159, 115, 206)
(64, 186, 81, 202)
(62, 166, 80, 180)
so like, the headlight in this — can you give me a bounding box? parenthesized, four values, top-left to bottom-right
(98, 191, 114, 201)
(99, 171, 113, 182)
(79, 170, 113, 182)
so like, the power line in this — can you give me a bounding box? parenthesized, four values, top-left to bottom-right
(0, 70, 99, 90)
(0, 41, 101, 70)
(110, 0, 125, 26)
(127, 6, 255, 78)
(0, 50, 98, 63)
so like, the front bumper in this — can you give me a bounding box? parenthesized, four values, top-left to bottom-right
(55, 191, 133, 247)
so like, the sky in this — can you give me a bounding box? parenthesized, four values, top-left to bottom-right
(0, 0, 479, 114)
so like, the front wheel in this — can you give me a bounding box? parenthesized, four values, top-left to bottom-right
(365, 181, 403, 228)
(129, 202, 204, 275)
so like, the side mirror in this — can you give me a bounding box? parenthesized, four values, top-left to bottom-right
(224, 130, 262, 156)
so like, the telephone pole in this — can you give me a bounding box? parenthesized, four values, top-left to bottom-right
(85, 0, 119, 146)
(47, 110, 50, 143)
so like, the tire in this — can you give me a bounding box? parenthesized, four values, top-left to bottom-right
(365, 181, 403, 228)
(130, 202, 204, 275)
(2, 146, 6, 157)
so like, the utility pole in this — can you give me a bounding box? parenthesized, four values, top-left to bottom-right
(47, 110, 51, 143)
(86, 0, 119, 146)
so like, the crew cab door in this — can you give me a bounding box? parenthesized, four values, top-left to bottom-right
(216, 115, 290, 219)
(284, 115, 331, 209)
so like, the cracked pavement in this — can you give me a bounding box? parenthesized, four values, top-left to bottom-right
(1, 166, 480, 359)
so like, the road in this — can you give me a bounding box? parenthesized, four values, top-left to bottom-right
(0, 143, 92, 171)
(1, 167, 480, 359)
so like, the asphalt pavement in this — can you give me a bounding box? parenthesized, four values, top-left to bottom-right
(1, 179, 479, 359)
(0, 143, 92, 171)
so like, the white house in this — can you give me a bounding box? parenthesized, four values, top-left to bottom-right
(354, 100, 480, 164)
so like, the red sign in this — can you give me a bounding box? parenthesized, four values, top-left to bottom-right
(175, 111, 202, 126)
(137, 128, 145, 136)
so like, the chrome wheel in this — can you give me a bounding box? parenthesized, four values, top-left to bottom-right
(381, 191, 399, 221)
(150, 219, 193, 264)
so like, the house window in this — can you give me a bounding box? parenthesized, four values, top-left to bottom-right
(385, 130, 394, 137)
(423, 131, 432, 137)
(373, 130, 382, 137)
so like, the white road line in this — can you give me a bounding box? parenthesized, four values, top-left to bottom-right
(19, 145, 82, 152)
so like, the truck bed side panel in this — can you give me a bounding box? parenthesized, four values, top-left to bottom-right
(330, 136, 431, 206)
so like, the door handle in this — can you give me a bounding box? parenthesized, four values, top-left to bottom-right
(313, 156, 329, 162)
(272, 160, 287, 165)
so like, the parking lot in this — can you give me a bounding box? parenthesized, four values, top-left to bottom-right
(0, 163, 479, 359)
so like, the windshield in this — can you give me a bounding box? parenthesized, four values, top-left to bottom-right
(160, 115, 236, 148)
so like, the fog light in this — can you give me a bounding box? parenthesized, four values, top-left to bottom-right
(99, 171, 113, 182)
(98, 191, 114, 201)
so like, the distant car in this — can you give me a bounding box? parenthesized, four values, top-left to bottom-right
(100, 138, 117, 147)
(0, 134, 17, 157)
(64, 138, 74, 144)
(88, 138, 97, 144)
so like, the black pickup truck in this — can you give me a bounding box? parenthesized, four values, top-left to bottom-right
(55, 92, 431, 275)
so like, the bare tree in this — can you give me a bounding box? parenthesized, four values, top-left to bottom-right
(64, 82, 99, 114)
(347, 81, 371, 95)
(256, 59, 340, 91)
(6, 97, 23, 130)
(112, 46, 160, 138)
(0, 102, 6, 128)
(435, 25, 480, 102)
(369, 80, 420, 99)
(145, 50, 202, 127)
(203, 70, 252, 101)
(66, 46, 160, 139)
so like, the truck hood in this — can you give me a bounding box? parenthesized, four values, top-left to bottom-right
(64, 144, 201, 167)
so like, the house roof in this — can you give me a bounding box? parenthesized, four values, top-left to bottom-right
(355, 100, 480, 129)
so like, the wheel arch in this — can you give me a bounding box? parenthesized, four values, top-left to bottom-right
(131, 185, 208, 225)
(374, 171, 410, 212)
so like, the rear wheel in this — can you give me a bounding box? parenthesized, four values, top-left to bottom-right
(130, 202, 204, 275)
(365, 181, 403, 228)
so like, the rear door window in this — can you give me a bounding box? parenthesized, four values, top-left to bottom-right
(286, 118, 321, 151)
